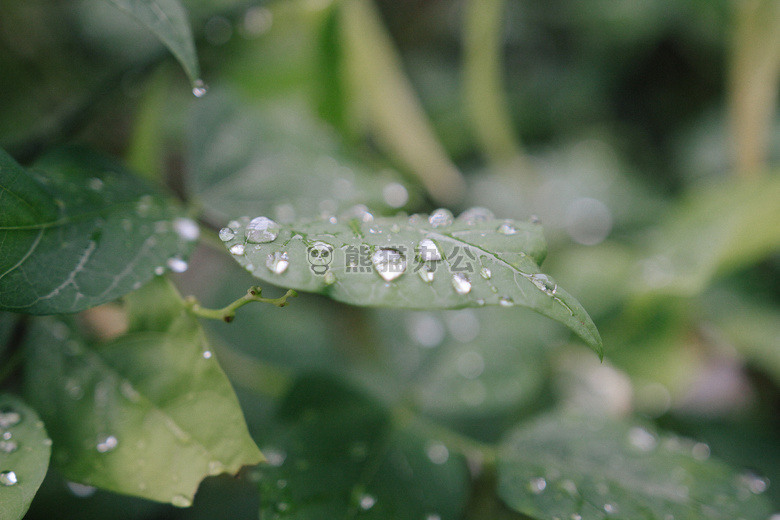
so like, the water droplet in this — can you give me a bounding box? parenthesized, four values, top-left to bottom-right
(418, 266, 435, 283)
(0, 410, 21, 429)
(407, 314, 445, 348)
(245, 216, 280, 243)
(739, 471, 769, 494)
(628, 427, 657, 452)
(202, 350, 213, 359)
(458, 207, 494, 224)
(529, 477, 547, 494)
(324, 271, 336, 285)
(372, 248, 407, 282)
(219, 227, 235, 242)
(230, 244, 245, 256)
(166, 257, 188, 273)
(479, 267, 491, 279)
(451, 273, 471, 295)
(383, 182, 409, 208)
(497, 221, 518, 235)
(0, 440, 18, 453)
(1, 432, 10, 441)
(457, 351, 485, 379)
(192, 79, 208, 98)
(528, 273, 557, 295)
(154, 266, 165, 275)
(343, 204, 374, 223)
(0, 471, 18, 486)
(498, 296, 514, 307)
(604, 503, 618, 515)
(208, 460, 225, 476)
(426, 441, 449, 464)
(172, 494, 193, 507)
(692, 442, 710, 460)
(266, 251, 290, 274)
(359, 494, 376, 510)
(418, 238, 441, 261)
(429, 208, 454, 228)
(264, 448, 287, 467)
(88, 178, 104, 191)
(173, 217, 200, 241)
(96, 435, 118, 453)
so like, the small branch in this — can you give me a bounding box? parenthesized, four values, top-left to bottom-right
(185, 286, 297, 322)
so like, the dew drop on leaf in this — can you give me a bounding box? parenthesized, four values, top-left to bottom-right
(266, 251, 290, 274)
(0, 471, 18, 486)
(497, 221, 518, 235)
(451, 273, 471, 295)
(324, 271, 336, 285)
(0, 440, 18, 453)
(417, 238, 441, 262)
(230, 244, 245, 256)
(418, 267, 435, 283)
(528, 477, 547, 494)
(245, 217, 280, 243)
(166, 257, 188, 273)
(528, 273, 557, 295)
(480, 267, 492, 280)
(498, 296, 514, 307)
(458, 207, 494, 224)
(359, 494, 376, 510)
(173, 217, 200, 241)
(429, 208, 454, 228)
(0, 410, 21, 429)
(96, 435, 118, 453)
(192, 79, 208, 98)
(372, 248, 407, 282)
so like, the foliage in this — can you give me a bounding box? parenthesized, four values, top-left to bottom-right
(1, 0, 780, 519)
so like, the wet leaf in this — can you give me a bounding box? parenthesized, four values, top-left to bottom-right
(0, 147, 198, 315)
(23, 278, 263, 506)
(254, 374, 470, 520)
(220, 211, 602, 356)
(101, 0, 200, 86)
(498, 412, 773, 520)
(0, 394, 51, 520)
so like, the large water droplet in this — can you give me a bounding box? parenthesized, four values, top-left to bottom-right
(266, 251, 290, 274)
(219, 227, 235, 242)
(418, 266, 435, 283)
(245, 216, 280, 243)
(429, 209, 454, 228)
(451, 273, 471, 295)
(0, 440, 18, 453)
(458, 207, 494, 224)
(172, 494, 193, 508)
(529, 477, 547, 494)
(528, 273, 557, 295)
(229, 244, 245, 256)
(497, 221, 518, 235)
(359, 494, 376, 510)
(0, 410, 21, 429)
(192, 79, 208, 98)
(0, 471, 18, 486)
(166, 257, 188, 273)
(418, 238, 441, 261)
(372, 248, 407, 282)
(96, 435, 118, 453)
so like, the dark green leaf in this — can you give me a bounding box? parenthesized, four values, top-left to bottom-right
(498, 412, 773, 520)
(0, 394, 52, 520)
(0, 147, 198, 315)
(23, 278, 263, 506)
(101, 0, 201, 86)
(187, 89, 415, 223)
(254, 374, 470, 520)
(220, 211, 602, 356)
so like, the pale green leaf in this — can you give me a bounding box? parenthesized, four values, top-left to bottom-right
(0, 147, 198, 315)
(101, 0, 200, 86)
(498, 412, 773, 520)
(23, 278, 263, 506)
(0, 394, 52, 520)
(221, 212, 602, 356)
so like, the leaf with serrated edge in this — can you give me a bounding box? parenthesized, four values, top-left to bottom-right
(0, 147, 198, 315)
(221, 211, 602, 356)
(0, 395, 52, 520)
(498, 412, 773, 520)
(102, 0, 200, 85)
(23, 278, 263, 507)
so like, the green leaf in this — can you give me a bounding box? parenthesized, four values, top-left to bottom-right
(633, 174, 780, 297)
(0, 146, 198, 315)
(187, 89, 415, 223)
(254, 374, 470, 519)
(498, 412, 773, 520)
(101, 0, 201, 87)
(0, 394, 52, 520)
(23, 278, 263, 506)
(220, 211, 602, 356)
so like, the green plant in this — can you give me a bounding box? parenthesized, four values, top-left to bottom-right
(2, 1, 780, 519)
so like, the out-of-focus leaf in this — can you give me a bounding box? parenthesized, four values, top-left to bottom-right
(100, 0, 200, 86)
(187, 89, 415, 223)
(23, 278, 263, 506)
(498, 412, 773, 520)
(0, 394, 52, 520)
(220, 211, 602, 356)
(0, 147, 198, 315)
(254, 374, 470, 520)
(633, 174, 780, 297)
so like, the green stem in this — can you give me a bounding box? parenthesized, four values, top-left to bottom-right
(185, 286, 298, 323)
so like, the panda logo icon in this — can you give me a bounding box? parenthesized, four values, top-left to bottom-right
(307, 242, 333, 275)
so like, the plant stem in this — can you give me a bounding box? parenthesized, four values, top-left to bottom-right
(185, 286, 298, 322)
